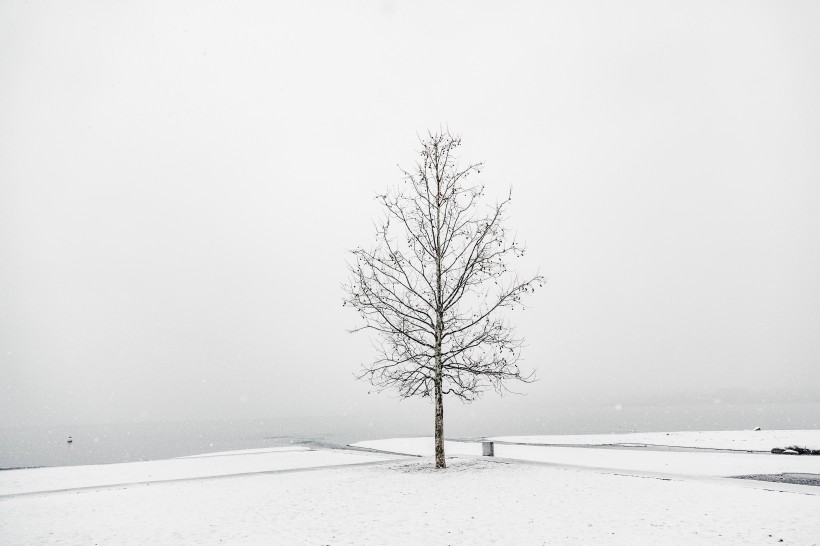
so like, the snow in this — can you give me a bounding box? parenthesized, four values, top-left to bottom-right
(179, 446, 308, 458)
(356, 437, 484, 456)
(2, 431, 819, 545)
(0, 447, 404, 497)
(490, 429, 820, 452)
(356, 435, 820, 478)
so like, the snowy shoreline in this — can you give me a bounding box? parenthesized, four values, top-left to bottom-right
(2, 430, 819, 544)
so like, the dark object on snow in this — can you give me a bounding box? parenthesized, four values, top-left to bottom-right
(771, 445, 819, 455)
(482, 441, 495, 457)
(786, 445, 812, 455)
(754, 426, 761, 431)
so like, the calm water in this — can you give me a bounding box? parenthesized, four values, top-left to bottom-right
(0, 418, 366, 469)
(2, 402, 818, 469)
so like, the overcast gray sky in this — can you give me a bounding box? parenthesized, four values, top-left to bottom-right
(2, 0, 819, 429)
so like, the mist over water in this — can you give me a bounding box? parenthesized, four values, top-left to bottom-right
(2, 2, 818, 475)
(3, 401, 818, 469)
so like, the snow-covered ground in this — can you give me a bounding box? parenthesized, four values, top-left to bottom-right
(491, 429, 820, 452)
(0, 446, 404, 497)
(356, 432, 820, 478)
(2, 431, 819, 545)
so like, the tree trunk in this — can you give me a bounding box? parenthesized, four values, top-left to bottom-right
(434, 306, 445, 468)
(434, 175, 445, 469)
(434, 313, 445, 468)
(434, 372, 445, 468)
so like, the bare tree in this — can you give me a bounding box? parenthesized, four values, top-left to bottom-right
(344, 130, 543, 468)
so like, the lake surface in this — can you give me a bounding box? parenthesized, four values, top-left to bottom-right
(2, 402, 818, 469)
(0, 419, 361, 469)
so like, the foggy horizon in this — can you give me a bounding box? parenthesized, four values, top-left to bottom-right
(2, 0, 819, 433)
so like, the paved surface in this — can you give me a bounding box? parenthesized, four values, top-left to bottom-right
(734, 473, 820, 487)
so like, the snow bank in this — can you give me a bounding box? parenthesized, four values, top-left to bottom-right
(353, 437, 482, 457)
(179, 446, 307, 458)
(490, 429, 820, 452)
(493, 443, 820, 477)
(0, 446, 403, 497)
(355, 432, 820, 478)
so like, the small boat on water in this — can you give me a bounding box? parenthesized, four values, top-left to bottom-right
(67, 436, 73, 444)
